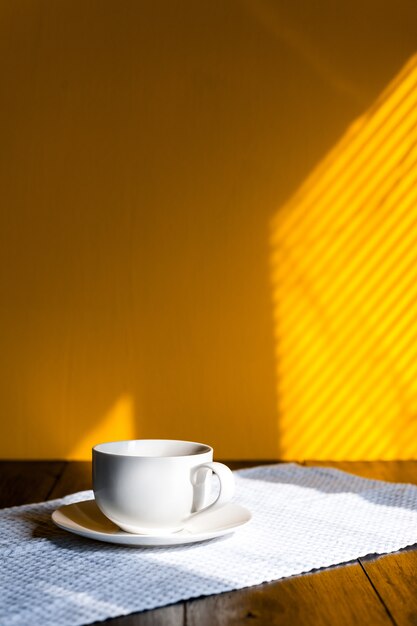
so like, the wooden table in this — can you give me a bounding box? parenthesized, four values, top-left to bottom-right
(2, 460, 417, 625)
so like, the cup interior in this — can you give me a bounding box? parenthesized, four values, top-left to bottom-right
(93, 439, 211, 458)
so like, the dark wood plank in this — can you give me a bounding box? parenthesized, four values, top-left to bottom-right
(360, 549, 417, 626)
(48, 460, 92, 498)
(186, 561, 393, 626)
(219, 460, 278, 471)
(0, 460, 65, 507)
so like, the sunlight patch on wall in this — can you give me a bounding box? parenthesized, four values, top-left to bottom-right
(271, 55, 417, 460)
(68, 394, 136, 460)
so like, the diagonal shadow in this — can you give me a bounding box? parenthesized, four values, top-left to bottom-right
(270, 54, 417, 461)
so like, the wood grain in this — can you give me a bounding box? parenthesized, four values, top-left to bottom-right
(219, 461, 279, 471)
(360, 549, 417, 626)
(48, 461, 92, 499)
(0, 460, 64, 507)
(186, 562, 392, 626)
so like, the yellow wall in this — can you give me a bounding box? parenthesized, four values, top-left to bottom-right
(0, 0, 416, 459)
(272, 57, 417, 459)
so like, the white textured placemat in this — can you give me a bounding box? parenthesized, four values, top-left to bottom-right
(2, 463, 417, 626)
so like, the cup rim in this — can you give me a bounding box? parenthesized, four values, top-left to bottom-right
(92, 439, 213, 458)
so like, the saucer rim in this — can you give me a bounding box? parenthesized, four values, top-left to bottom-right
(51, 497, 252, 547)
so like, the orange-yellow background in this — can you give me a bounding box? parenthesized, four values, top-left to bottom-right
(1, 0, 417, 460)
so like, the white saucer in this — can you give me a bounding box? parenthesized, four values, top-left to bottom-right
(52, 498, 252, 546)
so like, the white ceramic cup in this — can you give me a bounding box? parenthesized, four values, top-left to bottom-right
(92, 439, 235, 534)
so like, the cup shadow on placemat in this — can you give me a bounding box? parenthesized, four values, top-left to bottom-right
(29, 515, 232, 552)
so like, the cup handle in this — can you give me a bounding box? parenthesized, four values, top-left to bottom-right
(190, 461, 235, 518)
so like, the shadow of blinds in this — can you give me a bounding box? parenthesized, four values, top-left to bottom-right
(271, 55, 417, 460)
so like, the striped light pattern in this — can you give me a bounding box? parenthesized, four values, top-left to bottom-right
(271, 56, 417, 460)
